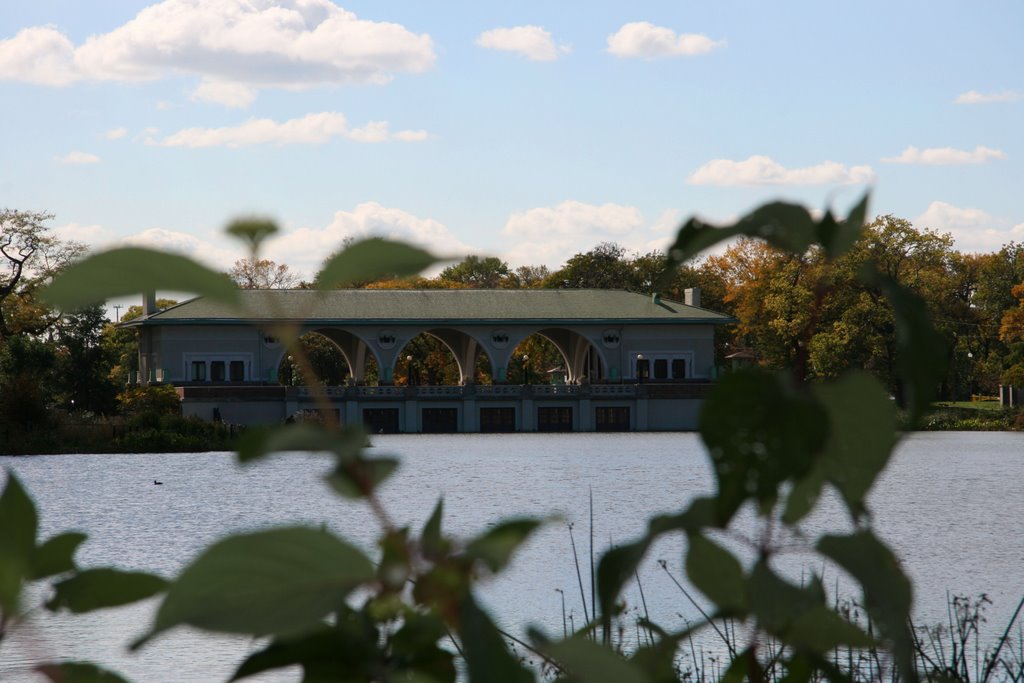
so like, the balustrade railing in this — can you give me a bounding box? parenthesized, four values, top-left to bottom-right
(286, 381, 708, 400)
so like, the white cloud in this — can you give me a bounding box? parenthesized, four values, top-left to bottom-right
(688, 155, 875, 186)
(607, 22, 724, 59)
(501, 200, 649, 267)
(119, 227, 241, 270)
(56, 151, 101, 165)
(149, 111, 428, 147)
(155, 100, 176, 110)
(53, 223, 114, 244)
(346, 120, 390, 143)
(392, 129, 429, 142)
(475, 25, 568, 61)
(105, 127, 128, 140)
(882, 145, 1006, 165)
(915, 200, 1024, 252)
(268, 202, 472, 276)
(190, 78, 257, 108)
(0, 0, 435, 103)
(954, 90, 1021, 105)
(0, 26, 78, 85)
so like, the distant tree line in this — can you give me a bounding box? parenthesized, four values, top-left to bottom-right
(2, 208, 1023, 441)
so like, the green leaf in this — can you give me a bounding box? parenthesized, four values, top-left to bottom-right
(36, 662, 130, 683)
(782, 463, 826, 525)
(316, 238, 444, 287)
(31, 531, 87, 579)
(786, 606, 873, 653)
(778, 654, 816, 683)
(465, 518, 543, 573)
(861, 268, 947, 425)
(650, 496, 719, 533)
(224, 217, 279, 250)
(543, 635, 650, 683)
(817, 192, 870, 259)
(47, 568, 167, 613)
(597, 537, 651, 628)
(737, 201, 820, 253)
(664, 201, 819, 271)
(748, 560, 825, 635)
(0, 471, 38, 611)
(699, 370, 828, 524)
(685, 532, 747, 612)
(326, 456, 399, 499)
(420, 498, 448, 560)
(390, 612, 458, 682)
(42, 247, 240, 310)
(143, 526, 374, 642)
(720, 650, 749, 683)
(377, 528, 411, 591)
(230, 612, 381, 682)
(815, 372, 897, 516)
(818, 532, 917, 681)
(235, 424, 366, 463)
(457, 595, 533, 683)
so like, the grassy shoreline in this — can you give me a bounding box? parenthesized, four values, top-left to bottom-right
(3, 405, 1021, 456)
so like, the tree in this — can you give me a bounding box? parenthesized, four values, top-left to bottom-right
(0, 334, 57, 429)
(999, 284, 1024, 344)
(0, 209, 84, 339)
(510, 264, 549, 288)
(228, 258, 298, 289)
(438, 255, 512, 289)
(53, 304, 119, 414)
(545, 242, 643, 290)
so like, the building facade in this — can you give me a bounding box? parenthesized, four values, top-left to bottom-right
(125, 288, 733, 432)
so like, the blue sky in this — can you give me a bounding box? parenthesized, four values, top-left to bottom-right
(2, 1, 1022, 279)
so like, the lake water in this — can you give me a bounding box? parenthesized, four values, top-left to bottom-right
(0, 432, 1021, 681)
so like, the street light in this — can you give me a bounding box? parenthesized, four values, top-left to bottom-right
(521, 354, 529, 385)
(637, 354, 645, 384)
(406, 354, 415, 386)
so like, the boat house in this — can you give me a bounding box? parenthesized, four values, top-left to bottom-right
(124, 288, 733, 432)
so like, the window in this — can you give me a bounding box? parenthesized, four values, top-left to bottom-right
(480, 407, 515, 433)
(596, 407, 630, 432)
(229, 360, 245, 382)
(210, 361, 225, 382)
(191, 361, 206, 382)
(363, 408, 400, 434)
(653, 359, 668, 379)
(672, 359, 686, 379)
(538, 407, 573, 432)
(636, 359, 650, 380)
(422, 408, 458, 433)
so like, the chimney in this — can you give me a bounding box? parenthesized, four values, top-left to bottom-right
(684, 287, 701, 308)
(143, 291, 157, 316)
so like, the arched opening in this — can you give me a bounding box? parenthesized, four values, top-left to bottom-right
(276, 332, 381, 386)
(506, 330, 607, 385)
(393, 332, 493, 385)
(510, 334, 568, 385)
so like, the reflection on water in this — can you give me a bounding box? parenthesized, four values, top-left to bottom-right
(1, 432, 1021, 681)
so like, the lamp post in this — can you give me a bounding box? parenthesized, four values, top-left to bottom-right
(637, 354, 645, 384)
(287, 355, 295, 386)
(521, 354, 529, 385)
(406, 354, 415, 386)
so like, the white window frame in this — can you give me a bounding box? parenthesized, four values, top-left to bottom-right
(183, 353, 253, 383)
(630, 351, 695, 380)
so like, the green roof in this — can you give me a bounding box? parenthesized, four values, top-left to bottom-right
(127, 289, 734, 326)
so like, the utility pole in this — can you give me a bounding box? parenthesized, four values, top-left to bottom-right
(113, 304, 123, 322)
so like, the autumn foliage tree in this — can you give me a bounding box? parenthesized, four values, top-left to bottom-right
(228, 258, 298, 289)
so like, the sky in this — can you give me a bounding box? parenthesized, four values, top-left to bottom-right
(2, 0, 1023, 283)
